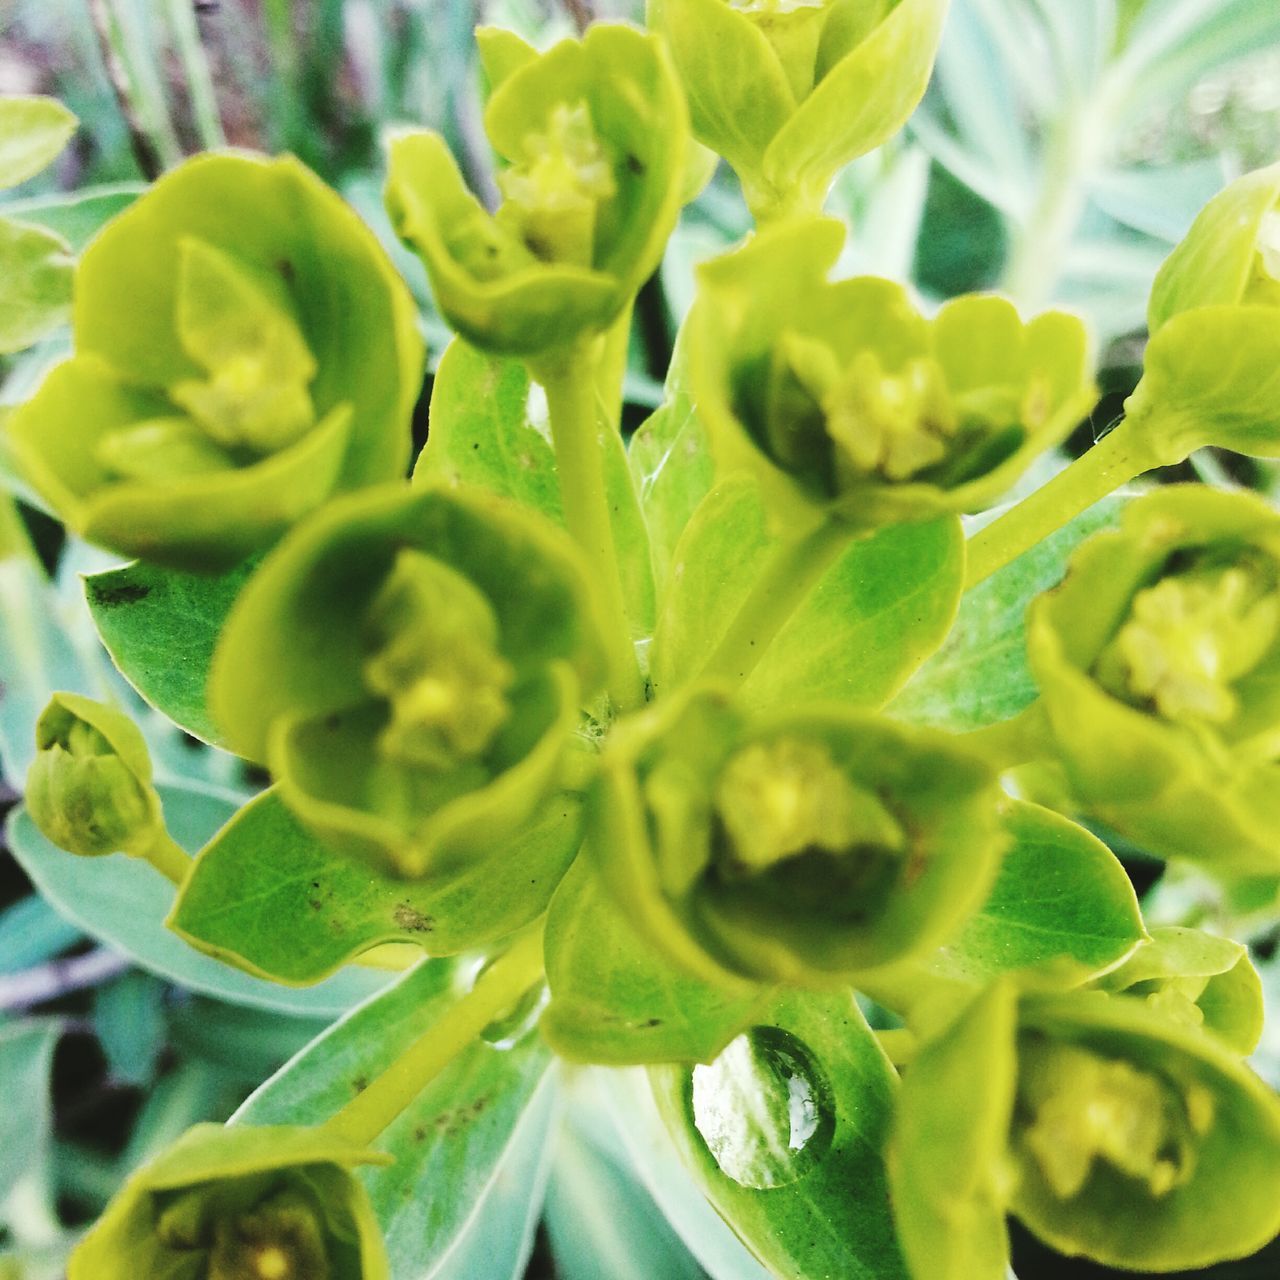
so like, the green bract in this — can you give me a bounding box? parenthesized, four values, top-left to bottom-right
(589, 685, 1006, 986)
(384, 24, 687, 360)
(690, 217, 1095, 532)
(6, 152, 423, 569)
(209, 483, 606, 879)
(1028, 485, 1280, 874)
(0, 95, 77, 353)
(1125, 162, 1280, 461)
(25, 693, 163, 859)
(891, 984, 1280, 1277)
(649, 0, 949, 220)
(69, 1122, 389, 1280)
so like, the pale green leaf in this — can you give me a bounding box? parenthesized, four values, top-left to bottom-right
(0, 96, 76, 190)
(0, 217, 73, 354)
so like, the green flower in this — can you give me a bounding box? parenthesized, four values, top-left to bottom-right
(209, 483, 606, 880)
(1124, 162, 1280, 462)
(650, 0, 949, 219)
(891, 984, 1280, 1278)
(691, 217, 1095, 531)
(25, 693, 162, 859)
(385, 23, 687, 361)
(589, 685, 1005, 985)
(6, 152, 423, 570)
(1028, 485, 1280, 875)
(69, 1123, 389, 1280)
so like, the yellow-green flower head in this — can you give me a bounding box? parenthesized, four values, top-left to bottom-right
(890, 984, 1280, 1279)
(25, 693, 162, 859)
(385, 23, 687, 361)
(1125, 162, 1280, 462)
(69, 1123, 389, 1280)
(6, 152, 423, 570)
(589, 685, 1005, 986)
(1028, 485, 1280, 876)
(209, 483, 606, 880)
(649, 0, 949, 219)
(691, 217, 1095, 531)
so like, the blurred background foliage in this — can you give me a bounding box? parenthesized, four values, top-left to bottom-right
(0, 2, 1278, 1277)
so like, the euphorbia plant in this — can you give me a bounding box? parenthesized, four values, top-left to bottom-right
(2, 8, 1279, 1280)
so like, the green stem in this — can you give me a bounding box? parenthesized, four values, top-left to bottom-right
(697, 517, 856, 688)
(136, 827, 191, 885)
(874, 1027, 918, 1068)
(961, 704, 1049, 772)
(539, 349, 647, 714)
(965, 420, 1161, 589)
(323, 929, 545, 1147)
(166, 0, 226, 150)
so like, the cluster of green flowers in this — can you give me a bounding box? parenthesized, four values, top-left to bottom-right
(6, 6, 1280, 1279)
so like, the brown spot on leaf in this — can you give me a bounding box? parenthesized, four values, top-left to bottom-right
(393, 902, 432, 933)
(91, 582, 151, 607)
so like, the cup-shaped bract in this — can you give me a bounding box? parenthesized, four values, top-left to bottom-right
(25, 693, 162, 859)
(6, 152, 424, 570)
(385, 23, 687, 361)
(589, 685, 1005, 986)
(691, 217, 1094, 532)
(891, 984, 1280, 1278)
(650, 0, 948, 220)
(1125, 162, 1280, 461)
(1094, 926, 1264, 1057)
(209, 483, 606, 879)
(69, 1122, 389, 1280)
(1028, 485, 1280, 875)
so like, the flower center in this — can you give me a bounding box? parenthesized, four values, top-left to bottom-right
(1095, 556, 1279, 725)
(362, 549, 515, 768)
(497, 101, 617, 269)
(1015, 1037, 1213, 1200)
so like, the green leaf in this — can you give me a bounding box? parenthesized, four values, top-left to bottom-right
(0, 217, 73, 354)
(93, 971, 166, 1087)
(651, 990, 908, 1280)
(0, 896, 81, 973)
(170, 787, 582, 982)
(545, 1099, 706, 1280)
(0, 183, 144, 252)
(235, 959, 555, 1278)
(626, 350, 716, 599)
(888, 494, 1125, 731)
(0, 96, 76, 190)
(419, 339, 657, 636)
(541, 857, 768, 1065)
(929, 801, 1145, 985)
(652, 476, 963, 708)
(85, 555, 259, 748)
(6, 783, 388, 1016)
(0, 1019, 60, 1204)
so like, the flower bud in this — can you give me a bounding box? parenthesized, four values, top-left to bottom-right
(1125, 163, 1280, 462)
(650, 0, 949, 219)
(589, 685, 1006, 986)
(209, 483, 606, 884)
(385, 24, 687, 360)
(69, 1123, 389, 1280)
(691, 217, 1095, 531)
(6, 153, 423, 570)
(1028, 485, 1280, 875)
(25, 693, 161, 858)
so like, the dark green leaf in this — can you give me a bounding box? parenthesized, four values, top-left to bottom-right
(889, 494, 1125, 730)
(6, 783, 387, 1016)
(85, 555, 260, 748)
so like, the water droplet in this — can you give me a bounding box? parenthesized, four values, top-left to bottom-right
(689, 1025, 835, 1189)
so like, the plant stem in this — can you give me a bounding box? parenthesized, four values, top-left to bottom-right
(138, 827, 192, 885)
(697, 517, 855, 687)
(964, 420, 1161, 589)
(166, 0, 227, 150)
(539, 349, 647, 714)
(961, 704, 1048, 772)
(874, 1027, 918, 1068)
(323, 929, 545, 1147)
